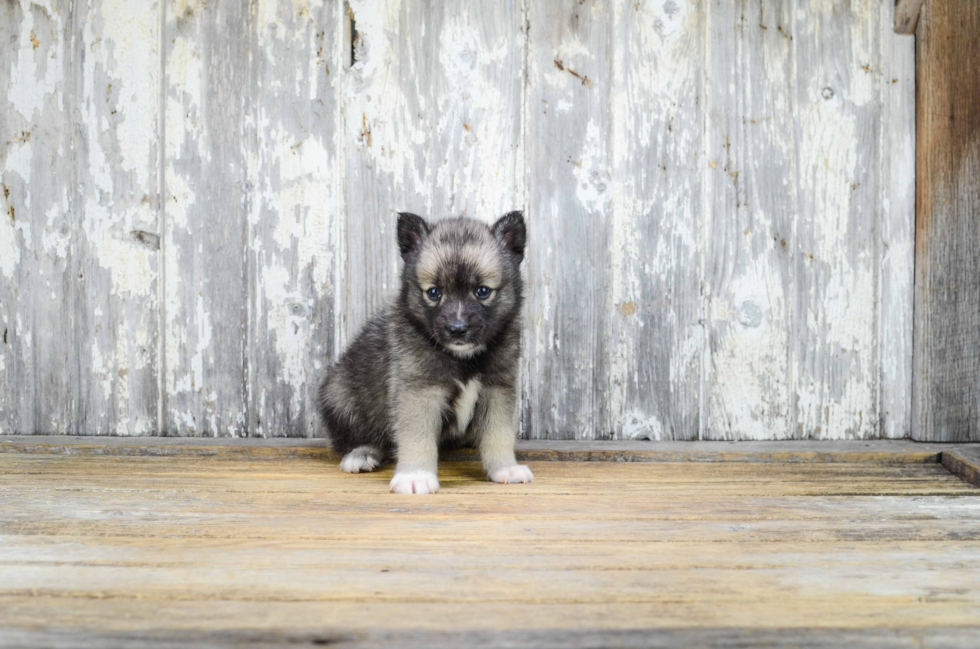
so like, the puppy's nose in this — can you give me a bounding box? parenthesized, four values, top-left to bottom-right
(447, 322, 468, 339)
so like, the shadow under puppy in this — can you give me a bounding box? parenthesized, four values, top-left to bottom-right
(318, 211, 534, 494)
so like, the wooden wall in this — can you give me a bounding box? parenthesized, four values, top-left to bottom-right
(912, 0, 980, 442)
(0, 0, 918, 440)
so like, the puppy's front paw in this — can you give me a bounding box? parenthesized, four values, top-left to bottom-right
(340, 446, 383, 473)
(489, 464, 534, 484)
(389, 471, 440, 495)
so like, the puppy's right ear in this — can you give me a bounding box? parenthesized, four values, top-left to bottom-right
(397, 212, 429, 261)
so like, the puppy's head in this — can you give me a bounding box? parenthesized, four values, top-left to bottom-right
(397, 211, 525, 358)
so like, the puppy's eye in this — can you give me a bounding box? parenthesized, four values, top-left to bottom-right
(426, 287, 442, 301)
(474, 286, 491, 300)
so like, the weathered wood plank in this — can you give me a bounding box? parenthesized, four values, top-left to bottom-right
(703, 0, 794, 439)
(602, 0, 703, 440)
(72, 0, 162, 435)
(341, 0, 524, 339)
(943, 447, 980, 488)
(0, 0, 75, 434)
(5, 435, 975, 466)
(912, 0, 980, 442)
(0, 453, 979, 639)
(893, 0, 924, 34)
(4, 626, 980, 649)
(878, 0, 915, 438)
(524, 0, 612, 439)
(246, 0, 341, 437)
(163, 0, 251, 435)
(792, 0, 879, 439)
(0, 0, 923, 441)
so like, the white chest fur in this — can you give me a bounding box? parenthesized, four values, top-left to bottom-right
(453, 379, 482, 432)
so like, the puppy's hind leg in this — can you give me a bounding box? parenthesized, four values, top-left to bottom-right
(339, 445, 386, 473)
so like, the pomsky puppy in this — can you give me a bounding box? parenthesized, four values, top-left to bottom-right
(317, 211, 533, 494)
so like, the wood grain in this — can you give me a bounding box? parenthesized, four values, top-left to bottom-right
(246, 0, 341, 437)
(163, 0, 251, 435)
(604, 0, 703, 440)
(912, 0, 980, 442)
(893, 0, 924, 34)
(0, 451, 977, 642)
(523, 0, 612, 440)
(704, 0, 794, 439)
(72, 0, 163, 435)
(4, 626, 980, 649)
(341, 0, 524, 340)
(943, 447, 980, 488)
(792, 0, 880, 440)
(3, 435, 968, 466)
(0, 0, 75, 434)
(1, 1, 922, 440)
(878, 0, 916, 439)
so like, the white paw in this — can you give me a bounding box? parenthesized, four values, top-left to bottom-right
(340, 447, 382, 473)
(489, 464, 534, 485)
(389, 471, 440, 495)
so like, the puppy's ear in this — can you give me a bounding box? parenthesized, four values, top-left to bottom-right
(492, 211, 526, 262)
(397, 212, 429, 261)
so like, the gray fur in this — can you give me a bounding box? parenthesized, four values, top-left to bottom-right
(317, 212, 529, 488)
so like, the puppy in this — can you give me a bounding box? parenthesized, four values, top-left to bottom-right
(317, 211, 533, 494)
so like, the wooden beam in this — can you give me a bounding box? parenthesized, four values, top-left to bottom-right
(913, 0, 980, 441)
(3, 435, 973, 465)
(894, 0, 924, 34)
(942, 447, 980, 487)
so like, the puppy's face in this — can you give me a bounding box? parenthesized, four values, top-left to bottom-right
(397, 212, 525, 358)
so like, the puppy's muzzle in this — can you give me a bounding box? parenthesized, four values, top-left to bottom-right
(447, 321, 469, 339)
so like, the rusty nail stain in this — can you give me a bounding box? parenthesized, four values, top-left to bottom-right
(361, 113, 372, 147)
(554, 59, 591, 88)
(30, 30, 39, 48)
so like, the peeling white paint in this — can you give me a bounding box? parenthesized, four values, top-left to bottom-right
(7, 5, 64, 120)
(1, 0, 916, 440)
(0, 213, 19, 279)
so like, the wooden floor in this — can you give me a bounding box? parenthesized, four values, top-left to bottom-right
(2, 440, 980, 648)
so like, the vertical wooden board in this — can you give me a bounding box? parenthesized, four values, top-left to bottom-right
(72, 0, 162, 435)
(893, 0, 923, 34)
(912, 0, 980, 442)
(163, 0, 250, 436)
(0, 0, 75, 434)
(342, 0, 525, 341)
(603, 0, 703, 440)
(792, 0, 879, 439)
(877, 0, 914, 439)
(524, 0, 612, 439)
(703, 0, 794, 440)
(247, 0, 341, 437)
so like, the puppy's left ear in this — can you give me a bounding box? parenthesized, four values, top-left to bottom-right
(397, 212, 429, 261)
(492, 211, 526, 262)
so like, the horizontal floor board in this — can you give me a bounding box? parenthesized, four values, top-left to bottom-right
(1, 445, 978, 641)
